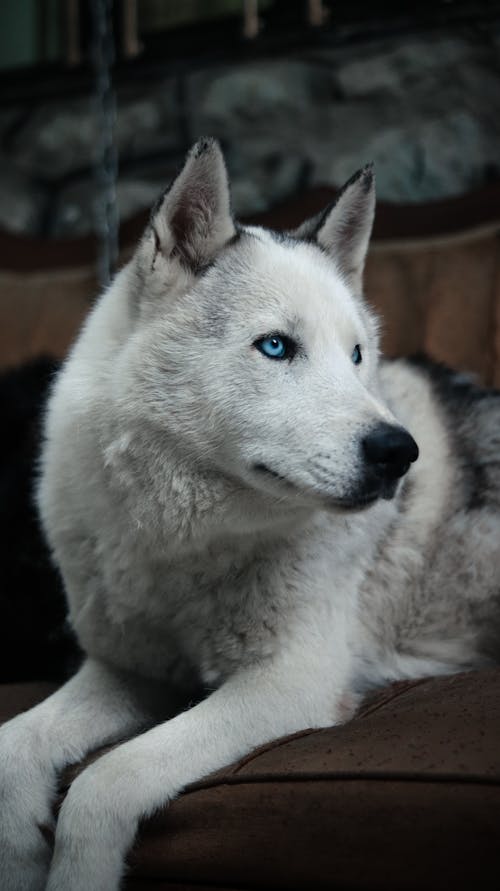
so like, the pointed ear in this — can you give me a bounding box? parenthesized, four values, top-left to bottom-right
(149, 138, 236, 271)
(293, 165, 375, 293)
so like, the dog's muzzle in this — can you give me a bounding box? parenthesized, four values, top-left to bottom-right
(362, 423, 419, 482)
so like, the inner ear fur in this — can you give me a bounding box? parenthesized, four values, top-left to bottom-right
(292, 164, 375, 293)
(149, 138, 236, 272)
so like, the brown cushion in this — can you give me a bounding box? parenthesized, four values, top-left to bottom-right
(125, 670, 500, 890)
(2, 669, 499, 889)
(365, 234, 500, 386)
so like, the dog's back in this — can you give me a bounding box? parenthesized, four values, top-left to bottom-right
(354, 356, 500, 690)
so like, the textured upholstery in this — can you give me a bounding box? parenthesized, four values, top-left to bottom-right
(125, 670, 500, 891)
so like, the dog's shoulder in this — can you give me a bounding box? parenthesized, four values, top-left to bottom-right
(379, 353, 500, 513)
(403, 352, 500, 410)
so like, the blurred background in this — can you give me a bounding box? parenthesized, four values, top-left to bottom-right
(0, 0, 499, 683)
(1, 3, 500, 240)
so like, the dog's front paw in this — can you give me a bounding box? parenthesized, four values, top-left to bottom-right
(0, 719, 54, 891)
(46, 760, 138, 891)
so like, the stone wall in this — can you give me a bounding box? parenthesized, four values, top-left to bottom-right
(1, 24, 499, 238)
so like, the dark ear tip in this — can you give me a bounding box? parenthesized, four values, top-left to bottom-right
(360, 162, 375, 191)
(337, 163, 375, 200)
(192, 136, 221, 159)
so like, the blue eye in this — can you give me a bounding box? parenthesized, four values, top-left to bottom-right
(254, 334, 295, 361)
(351, 344, 362, 365)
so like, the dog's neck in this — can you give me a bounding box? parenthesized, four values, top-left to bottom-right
(171, 469, 391, 589)
(107, 419, 395, 576)
(159, 459, 320, 560)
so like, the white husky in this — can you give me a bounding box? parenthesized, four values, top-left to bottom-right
(1, 138, 499, 891)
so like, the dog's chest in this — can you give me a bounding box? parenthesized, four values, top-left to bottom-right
(76, 545, 287, 681)
(76, 524, 353, 686)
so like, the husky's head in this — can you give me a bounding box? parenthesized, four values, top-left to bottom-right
(125, 138, 417, 513)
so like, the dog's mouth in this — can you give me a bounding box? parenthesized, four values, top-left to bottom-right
(253, 463, 295, 486)
(332, 478, 399, 510)
(252, 463, 399, 509)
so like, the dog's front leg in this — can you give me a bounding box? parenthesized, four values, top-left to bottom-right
(47, 636, 350, 891)
(0, 659, 167, 891)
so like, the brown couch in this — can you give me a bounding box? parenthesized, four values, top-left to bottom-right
(1, 187, 500, 888)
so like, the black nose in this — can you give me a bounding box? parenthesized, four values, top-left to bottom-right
(362, 423, 419, 480)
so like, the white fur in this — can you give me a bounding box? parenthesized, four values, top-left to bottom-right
(0, 139, 497, 890)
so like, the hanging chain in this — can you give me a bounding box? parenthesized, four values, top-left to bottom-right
(90, 0, 119, 288)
